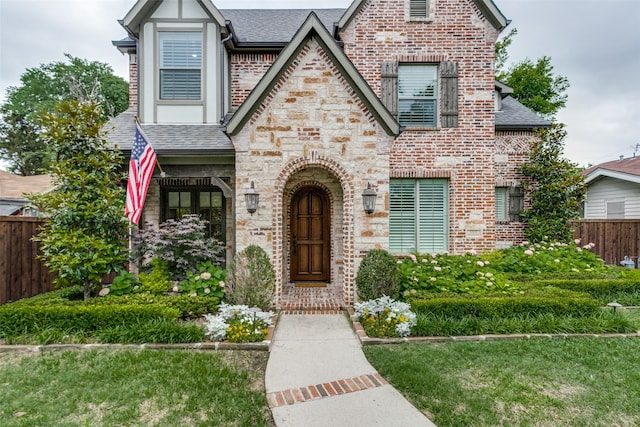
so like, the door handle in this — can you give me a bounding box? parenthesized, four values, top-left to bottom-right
(293, 234, 297, 254)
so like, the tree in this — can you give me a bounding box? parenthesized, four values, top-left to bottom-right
(495, 29, 569, 121)
(519, 123, 586, 243)
(0, 54, 128, 175)
(28, 99, 128, 300)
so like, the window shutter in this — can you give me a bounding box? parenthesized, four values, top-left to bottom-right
(508, 186, 524, 222)
(440, 61, 458, 128)
(381, 62, 398, 118)
(389, 180, 416, 253)
(417, 179, 448, 253)
(409, 0, 428, 19)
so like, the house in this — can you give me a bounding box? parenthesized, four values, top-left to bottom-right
(106, 0, 549, 305)
(0, 170, 52, 216)
(582, 156, 640, 219)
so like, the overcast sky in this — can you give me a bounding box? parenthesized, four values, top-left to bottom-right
(1, 0, 639, 168)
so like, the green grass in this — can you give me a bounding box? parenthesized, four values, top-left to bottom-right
(0, 349, 274, 427)
(365, 337, 640, 426)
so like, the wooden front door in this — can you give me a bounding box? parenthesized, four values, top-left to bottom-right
(291, 186, 330, 282)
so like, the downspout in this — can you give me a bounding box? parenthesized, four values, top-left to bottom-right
(220, 30, 233, 124)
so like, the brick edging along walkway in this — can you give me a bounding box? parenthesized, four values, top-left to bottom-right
(266, 373, 388, 409)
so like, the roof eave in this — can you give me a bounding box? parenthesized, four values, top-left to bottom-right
(123, 0, 227, 35)
(474, 0, 509, 31)
(585, 168, 640, 185)
(495, 124, 551, 131)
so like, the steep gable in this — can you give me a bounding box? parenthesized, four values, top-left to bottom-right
(123, 0, 227, 35)
(226, 12, 399, 136)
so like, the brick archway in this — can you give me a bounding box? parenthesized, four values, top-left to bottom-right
(273, 154, 355, 306)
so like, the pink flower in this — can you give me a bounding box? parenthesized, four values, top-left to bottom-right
(524, 250, 533, 256)
(477, 261, 485, 267)
(172, 286, 179, 292)
(574, 239, 581, 245)
(409, 254, 417, 262)
(434, 266, 442, 271)
(468, 249, 477, 255)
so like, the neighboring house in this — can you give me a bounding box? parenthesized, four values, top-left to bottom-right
(106, 0, 549, 305)
(582, 156, 640, 219)
(0, 170, 52, 216)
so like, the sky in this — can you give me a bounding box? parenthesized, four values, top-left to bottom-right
(0, 0, 639, 168)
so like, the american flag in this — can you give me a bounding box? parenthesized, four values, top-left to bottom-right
(125, 123, 156, 225)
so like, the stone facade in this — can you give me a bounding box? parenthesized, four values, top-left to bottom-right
(232, 39, 394, 304)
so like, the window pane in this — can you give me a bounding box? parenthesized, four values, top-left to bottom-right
(390, 179, 417, 253)
(417, 179, 448, 253)
(168, 191, 180, 207)
(200, 192, 211, 207)
(159, 32, 201, 100)
(495, 187, 508, 221)
(180, 191, 191, 207)
(211, 192, 222, 208)
(398, 64, 437, 127)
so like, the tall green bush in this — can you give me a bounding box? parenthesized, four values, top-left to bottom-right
(356, 249, 401, 301)
(226, 245, 275, 310)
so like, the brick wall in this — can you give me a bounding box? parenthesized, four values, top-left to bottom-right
(339, 0, 503, 252)
(230, 53, 279, 109)
(128, 54, 138, 109)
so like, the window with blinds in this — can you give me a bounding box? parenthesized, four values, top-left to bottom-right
(398, 64, 438, 127)
(495, 187, 508, 221)
(390, 179, 448, 254)
(159, 32, 202, 100)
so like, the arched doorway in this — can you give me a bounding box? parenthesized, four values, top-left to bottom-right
(290, 185, 330, 283)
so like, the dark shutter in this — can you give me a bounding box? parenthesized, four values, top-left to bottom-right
(509, 186, 524, 222)
(381, 61, 398, 119)
(440, 61, 458, 128)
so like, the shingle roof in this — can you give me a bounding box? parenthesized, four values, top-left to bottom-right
(495, 96, 550, 129)
(220, 9, 345, 43)
(0, 170, 53, 199)
(104, 109, 233, 154)
(582, 156, 640, 177)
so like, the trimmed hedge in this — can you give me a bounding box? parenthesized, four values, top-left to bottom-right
(531, 279, 640, 302)
(87, 294, 219, 319)
(0, 304, 180, 338)
(410, 295, 601, 319)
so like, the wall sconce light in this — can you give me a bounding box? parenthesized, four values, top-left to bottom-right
(362, 182, 377, 215)
(245, 181, 259, 215)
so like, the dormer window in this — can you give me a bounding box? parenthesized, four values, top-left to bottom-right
(159, 32, 202, 100)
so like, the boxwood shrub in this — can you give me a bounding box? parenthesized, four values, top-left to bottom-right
(0, 304, 180, 338)
(409, 295, 601, 319)
(531, 279, 640, 302)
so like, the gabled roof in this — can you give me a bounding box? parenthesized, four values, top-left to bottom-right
(105, 109, 233, 155)
(337, 0, 508, 31)
(220, 9, 344, 46)
(123, 0, 227, 36)
(226, 12, 400, 136)
(495, 96, 550, 130)
(583, 157, 640, 185)
(0, 170, 53, 199)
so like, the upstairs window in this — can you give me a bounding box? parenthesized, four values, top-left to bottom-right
(398, 64, 438, 127)
(159, 32, 202, 100)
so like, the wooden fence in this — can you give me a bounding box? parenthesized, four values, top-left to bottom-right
(572, 220, 640, 267)
(0, 217, 55, 305)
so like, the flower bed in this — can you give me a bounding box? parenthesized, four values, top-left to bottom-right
(203, 303, 274, 343)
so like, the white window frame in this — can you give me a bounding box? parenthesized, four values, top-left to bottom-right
(398, 64, 438, 127)
(390, 179, 449, 254)
(495, 187, 508, 221)
(158, 31, 202, 100)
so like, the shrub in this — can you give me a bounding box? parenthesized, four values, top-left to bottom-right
(0, 304, 180, 338)
(179, 261, 226, 298)
(95, 319, 205, 344)
(131, 214, 225, 281)
(356, 249, 401, 301)
(203, 303, 273, 342)
(138, 258, 172, 295)
(107, 270, 140, 296)
(90, 293, 218, 319)
(409, 294, 601, 319)
(355, 296, 416, 338)
(226, 245, 275, 310)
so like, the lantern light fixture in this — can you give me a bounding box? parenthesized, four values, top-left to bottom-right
(362, 182, 377, 215)
(245, 181, 259, 215)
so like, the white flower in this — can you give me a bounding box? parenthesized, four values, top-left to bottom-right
(99, 287, 110, 297)
(201, 272, 212, 280)
(219, 281, 225, 288)
(434, 266, 442, 271)
(204, 288, 211, 294)
(477, 261, 485, 267)
(486, 282, 493, 287)
(190, 292, 198, 297)
(430, 277, 437, 282)
(172, 285, 179, 292)
(554, 259, 560, 263)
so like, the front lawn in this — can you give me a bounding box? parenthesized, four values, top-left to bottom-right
(364, 336, 640, 426)
(0, 349, 274, 426)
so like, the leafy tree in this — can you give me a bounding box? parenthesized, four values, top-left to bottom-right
(28, 99, 128, 300)
(519, 123, 586, 243)
(495, 29, 569, 121)
(0, 54, 128, 175)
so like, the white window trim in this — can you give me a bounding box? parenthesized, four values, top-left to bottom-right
(158, 31, 203, 101)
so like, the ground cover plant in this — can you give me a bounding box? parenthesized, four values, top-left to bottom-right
(364, 336, 640, 426)
(0, 349, 273, 426)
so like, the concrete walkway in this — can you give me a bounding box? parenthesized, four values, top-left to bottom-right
(265, 313, 436, 426)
